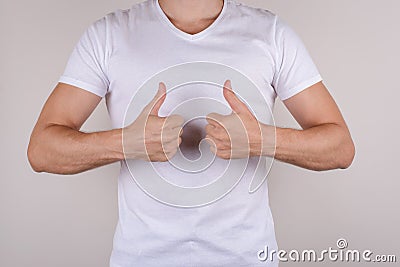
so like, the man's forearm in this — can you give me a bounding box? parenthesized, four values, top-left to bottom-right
(28, 125, 124, 174)
(28, 121, 354, 174)
(262, 123, 355, 171)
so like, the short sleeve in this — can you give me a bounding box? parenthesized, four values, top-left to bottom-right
(272, 17, 322, 100)
(59, 18, 109, 97)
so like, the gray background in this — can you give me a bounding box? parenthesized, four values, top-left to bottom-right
(1, 0, 399, 266)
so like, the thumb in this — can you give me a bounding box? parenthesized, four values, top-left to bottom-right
(146, 82, 167, 116)
(223, 80, 248, 114)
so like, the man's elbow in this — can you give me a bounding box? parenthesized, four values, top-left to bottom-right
(336, 136, 355, 169)
(27, 141, 45, 173)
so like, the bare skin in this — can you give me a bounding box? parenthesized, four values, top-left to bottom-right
(27, 0, 355, 174)
(158, 0, 224, 34)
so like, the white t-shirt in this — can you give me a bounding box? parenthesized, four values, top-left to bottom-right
(59, 0, 322, 266)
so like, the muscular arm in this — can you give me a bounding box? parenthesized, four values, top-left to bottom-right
(27, 83, 124, 174)
(206, 81, 355, 171)
(28, 82, 182, 175)
(266, 81, 355, 171)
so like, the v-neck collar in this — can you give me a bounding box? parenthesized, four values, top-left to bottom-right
(154, 0, 228, 41)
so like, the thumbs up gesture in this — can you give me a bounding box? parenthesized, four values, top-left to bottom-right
(206, 80, 266, 159)
(123, 82, 184, 162)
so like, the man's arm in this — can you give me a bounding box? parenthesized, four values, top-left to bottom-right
(206, 81, 355, 171)
(272, 81, 355, 171)
(27, 82, 183, 175)
(27, 83, 124, 174)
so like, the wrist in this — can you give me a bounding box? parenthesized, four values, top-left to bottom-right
(259, 123, 276, 157)
(104, 128, 125, 161)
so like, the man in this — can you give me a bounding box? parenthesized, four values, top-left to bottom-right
(27, 0, 355, 266)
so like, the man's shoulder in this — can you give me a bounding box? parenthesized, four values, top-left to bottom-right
(94, 0, 153, 30)
(229, 0, 278, 22)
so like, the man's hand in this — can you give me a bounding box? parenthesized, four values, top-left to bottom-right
(123, 82, 184, 162)
(205, 80, 271, 160)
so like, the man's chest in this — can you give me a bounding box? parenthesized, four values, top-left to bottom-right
(104, 31, 277, 127)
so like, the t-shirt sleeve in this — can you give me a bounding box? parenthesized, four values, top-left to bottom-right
(59, 18, 109, 97)
(272, 17, 322, 100)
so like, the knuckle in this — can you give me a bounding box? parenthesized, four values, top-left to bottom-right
(158, 156, 169, 162)
(216, 141, 228, 150)
(167, 148, 178, 158)
(221, 153, 231, 160)
(216, 131, 228, 141)
(175, 127, 183, 137)
(178, 127, 183, 136)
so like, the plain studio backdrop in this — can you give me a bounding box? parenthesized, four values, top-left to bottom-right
(1, 0, 399, 266)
